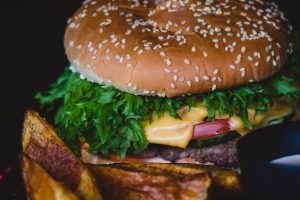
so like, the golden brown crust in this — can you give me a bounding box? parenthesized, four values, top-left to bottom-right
(22, 110, 102, 200)
(90, 163, 211, 200)
(21, 155, 79, 200)
(64, 0, 292, 97)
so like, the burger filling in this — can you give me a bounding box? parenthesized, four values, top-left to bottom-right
(36, 32, 300, 163)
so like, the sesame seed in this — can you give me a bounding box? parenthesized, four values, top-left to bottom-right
(144, 90, 150, 94)
(272, 60, 277, 66)
(229, 64, 236, 69)
(186, 81, 192, 87)
(158, 36, 164, 40)
(276, 42, 281, 48)
(203, 76, 210, 81)
(115, 54, 121, 60)
(112, 38, 117, 43)
(271, 50, 275, 56)
(255, 61, 260, 67)
(170, 83, 176, 89)
(133, 46, 139, 51)
(125, 29, 132, 35)
(76, 44, 82, 49)
(241, 46, 246, 53)
(195, 76, 200, 82)
(127, 82, 133, 87)
(164, 68, 171, 73)
(102, 39, 108, 44)
(126, 54, 131, 59)
(235, 59, 241, 64)
(87, 41, 93, 48)
(126, 63, 132, 68)
(240, 67, 246, 77)
(69, 40, 74, 47)
(164, 58, 171, 66)
(213, 69, 219, 74)
(191, 46, 197, 52)
(137, 49, 144, 54)
(203, 51, 208, 57)
(276, 55, 280, 61)
(184, 59, 190, 65)
(195, 65, 200, 71)
(160, 51, 166, 57)
(133, 86, 138, 91)
(212, 84, 217, 91)
(173, 75, 178, 82)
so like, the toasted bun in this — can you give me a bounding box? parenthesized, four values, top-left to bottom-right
(64, 0, 292, 97)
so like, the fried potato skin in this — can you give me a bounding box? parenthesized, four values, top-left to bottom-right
(90, 163, 211, 200)
(21, 155, 79, 200)
(90, 163, 244, 200)
(22, 110, 102, 200)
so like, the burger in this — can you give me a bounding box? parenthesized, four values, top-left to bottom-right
(36, 0, 300, 167)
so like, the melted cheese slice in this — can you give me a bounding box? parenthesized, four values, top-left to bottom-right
(144, 104, 208, 148)
(143, 102, 294, 148)
(231, 103, 294, 136)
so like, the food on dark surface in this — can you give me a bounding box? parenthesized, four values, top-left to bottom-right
(36, 0, 300, 166)
(21, 110, 244, 200)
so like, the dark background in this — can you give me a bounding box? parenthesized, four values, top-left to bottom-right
(0, 0, 299, 199)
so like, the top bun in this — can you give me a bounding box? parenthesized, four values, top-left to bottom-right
(64, 0, 292, 97)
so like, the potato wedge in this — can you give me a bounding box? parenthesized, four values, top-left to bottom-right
(21, 155, 79, 200)
(89, 163, 244, 200)
(21, 110, 245, 200)
(22, 110, 102, 200)
(171, 164, 244, 200)
(89, 163, 211, 200)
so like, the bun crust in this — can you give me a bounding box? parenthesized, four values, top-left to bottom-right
(65, 0, 292, 97)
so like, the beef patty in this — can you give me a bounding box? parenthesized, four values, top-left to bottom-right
(130, 137, 239, 167)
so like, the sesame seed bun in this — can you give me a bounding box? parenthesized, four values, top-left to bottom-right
(64, 0, 292, 97)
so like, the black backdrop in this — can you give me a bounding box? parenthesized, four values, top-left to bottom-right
(0, 0, 299, 199)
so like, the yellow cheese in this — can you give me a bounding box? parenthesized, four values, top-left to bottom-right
(144, 116, 194, 148)
(144, 104, 208, 148)
(232, 103, 294, 136)
(144, 102, 294, 148)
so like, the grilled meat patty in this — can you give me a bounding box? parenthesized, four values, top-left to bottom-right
(130, 138, 239, 167)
